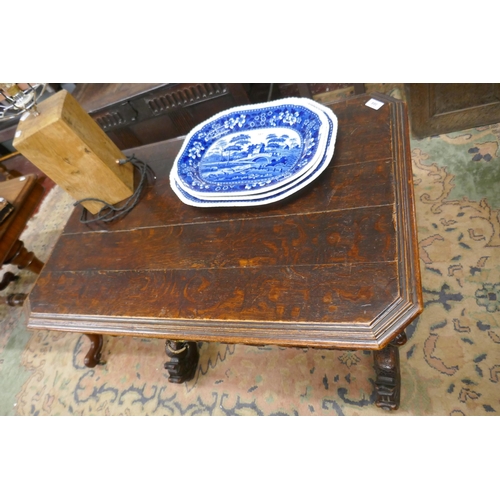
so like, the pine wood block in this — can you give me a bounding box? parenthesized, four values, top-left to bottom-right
(12, 90, 134, 214)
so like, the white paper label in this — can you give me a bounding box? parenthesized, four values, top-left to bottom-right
(365, 98, 384, 110)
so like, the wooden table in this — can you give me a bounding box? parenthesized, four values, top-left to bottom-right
(25, 92, 422, 410)
(0, 174, 44, 305)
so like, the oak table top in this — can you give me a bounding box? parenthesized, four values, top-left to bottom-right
(26, 92, 423, 410)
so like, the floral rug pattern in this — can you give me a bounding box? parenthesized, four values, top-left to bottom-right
(1, 89, 499, 416)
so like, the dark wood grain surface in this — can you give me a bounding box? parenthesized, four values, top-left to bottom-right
(26, 93, 423, 350)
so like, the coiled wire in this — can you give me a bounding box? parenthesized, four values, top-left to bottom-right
(74, 154, 156, 224)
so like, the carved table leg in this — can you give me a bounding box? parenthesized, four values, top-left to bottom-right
(164, 340, 199, 383)
(373, 331, 407, 410)
(5, 240, 44, 274)
(391, 331, 408, 347)
(84, 334, 103, 368)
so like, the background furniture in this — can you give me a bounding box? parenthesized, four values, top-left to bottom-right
(0, 174, 44, 305)
(71, 83, 252, 150)
(0, 84, 65, 154)
(25, 92, 422, 410)
(70, 84, 366, 149)
(0, 155, 22, 180)
(1, 83, 366, 152)
(405, 83, 500, 138)
(279, 83, 365, 99)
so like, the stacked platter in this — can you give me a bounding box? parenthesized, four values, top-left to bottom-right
(169, 97, 338, 207)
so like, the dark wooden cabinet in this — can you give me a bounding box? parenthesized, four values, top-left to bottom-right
(72, 83, 251, 150)
(278, 83, 365, 99)
(405, 83, 500, 138)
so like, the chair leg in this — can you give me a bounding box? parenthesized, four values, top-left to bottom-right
(1, 272, 25, 306)
(0, 271, 18, 291)
(5, 293, 27, 306)
(2, 241, 44, 306)
(5, 240, 44, 274)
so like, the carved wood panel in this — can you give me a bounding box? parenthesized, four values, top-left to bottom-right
(144, 83, 229, 116)
(406, 83, 500, 138)
(73, 83, 250, 149)
(93, 102, 138, 131)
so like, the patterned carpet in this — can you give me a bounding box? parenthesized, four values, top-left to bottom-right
(1, 86, 499, 416)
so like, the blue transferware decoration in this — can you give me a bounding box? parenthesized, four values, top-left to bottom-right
(196, 100, 337, 201)
(171, 98, 329, 198)
(170, 100, 338, 207)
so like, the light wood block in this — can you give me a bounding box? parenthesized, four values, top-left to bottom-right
(12, 90, 134, 214)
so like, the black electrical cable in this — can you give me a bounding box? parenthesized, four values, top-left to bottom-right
(74, 154, 156, 224)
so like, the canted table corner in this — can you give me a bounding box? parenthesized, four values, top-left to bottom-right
(25, 92, 423, 411)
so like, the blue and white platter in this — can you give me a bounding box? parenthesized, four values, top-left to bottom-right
(169, 98, 338, 207)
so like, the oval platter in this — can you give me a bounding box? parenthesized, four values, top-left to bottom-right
(170, 100, 338, 207)
(170, 98, 331, 198)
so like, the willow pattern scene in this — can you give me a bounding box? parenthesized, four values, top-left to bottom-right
(199, 129, 303, 186)
(173, 98, 330, 197)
